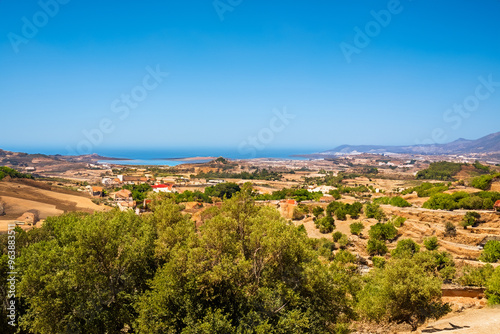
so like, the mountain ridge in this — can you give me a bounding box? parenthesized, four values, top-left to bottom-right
(321, 132, 500, 155)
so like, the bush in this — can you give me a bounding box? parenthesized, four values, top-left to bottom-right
(312, 206, 324, 217)
(486, 266, 500, 304)
(372, 256, 386, 269)
(458, 264, 494, 287)
(350, 222, 364, 236)
(479, 240, 500, 263)
(334, 249, 356, 264)
(368, 222, 398, 241)
(329, 189, 341, 200)
(423, 236, 439, 251)
(423, 191, 500, 211)
(444, 222, 456, 237)
(470, 173, 500, 190)
(391, 239, 420, 259)
(367, 238, 388, 256)
(332, 231, 344, 242)
(402, 182, 449, 197)
(391, 216, 407, 228)
(335, 208, 347, 221)
(374, 196, 411, 208)
(365, 203, 386, 221)
(292, 205, 309, 220)
(315, 215, 335, 233)
(357, 257, 450, 331)
(460, 211, 480, 229)
(338, 234, 349, 249)
(413, 251, 456, 282)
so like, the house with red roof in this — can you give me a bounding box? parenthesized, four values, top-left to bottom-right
(152, 183, 176, 193)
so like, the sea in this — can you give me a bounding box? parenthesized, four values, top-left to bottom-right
(93, 148, 317, 166)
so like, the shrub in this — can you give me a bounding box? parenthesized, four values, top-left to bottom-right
(423, 236, 439, 251)
(391, 239, 420, 259)
(458, 264, 494, 287)
(486, 266, 500, 304)
(368, 222, 398, 241)
(367, 238, 388, 256)
(402, 182, 449, 197)
(374, 196, 411, 208)
(372, 256, 386, 269)
(312, 206, 324, 217)
(479, 240, 500, 263)
(329, 189, 341, 200)
(335, 208, 347, 221)
(423, 193, 457, 211)
(334, 249, 356, 264)
(315, 215, 335, 234)
(391, 216, 407, 228)
(444, 222, 456, 237)
(338, 234, 349, 249)
(413, 251, 456, 282)
(332, 231, 344, 242)
(470, 173, 500, 190)
(365, 203, 386, 221)
(316, 238, 336, 260)
(292, 204, 309, 220)
(460, 211, 480, 229)
(350, 222, 364, 236)
(357, 258, 450, 331)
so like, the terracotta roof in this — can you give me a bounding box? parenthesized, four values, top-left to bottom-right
(495, 200, 500, 208)
(92, 186, 103, 192)
(115, 189, 132, 198)
(152, 184, 173, 189)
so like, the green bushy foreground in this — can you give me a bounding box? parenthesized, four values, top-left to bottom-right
(0, 186, 455, 333)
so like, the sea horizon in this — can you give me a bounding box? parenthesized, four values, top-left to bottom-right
(2, 146, 320, 166)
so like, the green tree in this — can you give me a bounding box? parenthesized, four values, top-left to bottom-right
(315, 215, 335, 233)
(444, 222, 456, 237)
(460, 211, 480, 229)
(357, 258, 450, 331)
(479, 240, 500, 263)
(349, 222, 364, 236)
(367, 238, 388, 256)
(486, 266, 500, 304)
(368, 222, 398, 241)
(391, 239, 420, 259)
(205, 182, 241, 199)
(312, 206, 324, 217)
(423, 236, 439, 251)
(135, 191, 357, 333)
(18, 210, 156, 333)
(365, 203, 386, 221)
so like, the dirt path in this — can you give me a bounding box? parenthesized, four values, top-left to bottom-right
(419, 307, 500, 334)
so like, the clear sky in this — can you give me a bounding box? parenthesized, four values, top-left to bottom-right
(1, 0, 499, 156)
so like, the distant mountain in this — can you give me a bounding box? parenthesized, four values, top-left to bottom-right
(321, 132, 500, 155)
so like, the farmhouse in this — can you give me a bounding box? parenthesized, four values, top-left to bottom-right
(116, 175, 148, 185)
(112, 189, 133, 202)
(16, 211, 39, 225)
(88, 186, 103, 197)
(152, 183, 176, 193)
(494, 200, 500, 212)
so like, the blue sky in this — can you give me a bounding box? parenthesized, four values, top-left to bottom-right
(1, 0, 499, 156)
